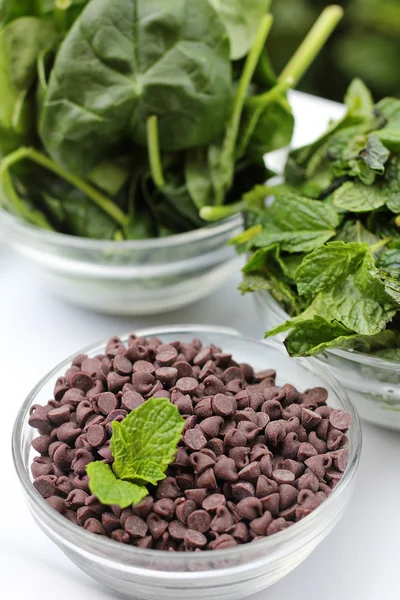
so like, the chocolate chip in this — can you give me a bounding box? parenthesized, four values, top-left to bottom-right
(196, 468, 217, 489)
(155, 367, 178, 387)
(267, 518, 288, 535)
(147, 514, 169, 539)
(132, 496, 154, 519)
(232, 481, 255, 500)
(97, 392, 118, 415)
(279, 484, 298, 510)
(203, 375, 224, 396)
(212, 393, 234, 417)
(184, 429, 207, 451)
(185, 529, 207, 549)
(256, 475, 277, 498)
(238, 462, 261, 482)
(125, 516, 148, 538)
(176, 500, 197, 524)
(176, 377, 199, 394)
(84, 518, 105, 535)
(260, 493, 280, 517)
(154, 499, 175, 521)
(210, 505, 234, 532)
(250, 511, 273, 536)
(199, 416, 224, 438)
(229, 446, 250, 470)
(236, 497, 262, 520)
(121, 390, 144, 411)
(131, 371, 155, 394)
(71, 372, 93, 392)
(156, 477, 182, 500)
(206, 438, 225, 456)
(33, 475, 56, 498)
(224, 428, 247, 447)
(113, 355, 133, 376)
(189, 452, 216, 475)
(272, 469, 295, 485)
(329, 409, 352, 431)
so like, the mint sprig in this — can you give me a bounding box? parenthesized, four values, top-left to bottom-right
(86, 398, 185, 509)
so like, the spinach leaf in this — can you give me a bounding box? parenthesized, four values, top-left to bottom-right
(185, 148, 213, 210)
(241, 96, 294, 162)
(296, 241, 368, 296)
(0, 17, 58, 156)
(360, 134, 390, 175)
(333, 180, 387, 212)
(208, 0, 271, 60)
(40, 0, 232, 175)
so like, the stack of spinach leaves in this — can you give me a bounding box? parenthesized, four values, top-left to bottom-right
(0, 0, 341, 239)
(234, 79, 400, 362)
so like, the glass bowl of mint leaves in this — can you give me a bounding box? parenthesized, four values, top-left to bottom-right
(12, 325, 360, 600)
(0, 2, 342, 314)
(232, 79, 400, 431)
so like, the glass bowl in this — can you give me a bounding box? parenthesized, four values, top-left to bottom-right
(12, 325, 361, 600)
(254, 290, 400, 432)
(0, 209, 243, 315)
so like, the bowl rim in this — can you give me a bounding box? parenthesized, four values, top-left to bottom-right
(0, 207, 243, 250)
(256, 289, 400, 371)
(12, 324, 361, 568)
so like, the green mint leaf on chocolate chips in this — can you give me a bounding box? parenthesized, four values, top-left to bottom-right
(86, 462, 148, 509)
(87, 397, 185, 508)
(111, 397, 185, 480)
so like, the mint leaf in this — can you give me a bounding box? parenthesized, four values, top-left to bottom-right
(344, 79, 374, 119)
(374, 97, 400, 152)
(129, 460, 166, 486)
(86, 462, 148, 509)
(333, 181, 387, 212)
(251, 194, 339, 253)
(361, 134, 390, 174)
(335, 220, 380, 245)
(111, 397, 185, 479)
(382, 155, 400, 213)
(296, 241, 368, 296)
(267, 193, 339, 232)
(379, 248, 400, 274)
(283, 316, 356, 356)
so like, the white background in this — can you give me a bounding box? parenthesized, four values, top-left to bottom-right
(1, 93, 399, 599)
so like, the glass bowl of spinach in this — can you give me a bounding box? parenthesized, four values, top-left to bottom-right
(233, 79, 400, 430)
(12, 324, 360, 600)
(1, 208, 243, 314)
(0, 2, 343, 314)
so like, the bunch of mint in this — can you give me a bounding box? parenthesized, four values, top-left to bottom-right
(233, 79, 400, 361)
(86, 398, 185, 508)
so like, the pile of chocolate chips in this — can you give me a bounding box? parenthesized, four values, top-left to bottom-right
(29, 333, 352, 552)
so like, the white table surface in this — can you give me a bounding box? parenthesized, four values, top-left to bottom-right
(1, 92, 399, 600)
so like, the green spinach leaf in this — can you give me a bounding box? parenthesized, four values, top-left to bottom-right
(40, 0, 232, 175)
(333, 180, 387, 212)
(0, 17, 58, 156)
(208, 0, 271, 60)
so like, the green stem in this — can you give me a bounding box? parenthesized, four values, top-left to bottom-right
(370, 236, 392, 253)
(1, 147, 127, 226)
(54, 0, 71, 32)
(245, 76, 294, 109)
(279, 5, 343, 86)
(225, 14, 274, 159)
(147, 116, 165, 188)
(200, 201, 247, 222)
(215, 13, 273, 205)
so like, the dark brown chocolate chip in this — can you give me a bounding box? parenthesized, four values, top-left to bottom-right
(202, 494, 226, 512)
(236, 497, 262, 520)
(125, 516, 148, 538)
(187, 510, 211, 533)
(196, 468, 217, 489)
(132, 496, 154, 519)
(33, 475, 56, 498)
(210, 505, 234, 532)
(97, 392, 118, 415)
(329, 409, 352, 431)
(131, 371, 155, 394)
(199, 416, 224, 438)
(232, 482, 255, 500)
(203, 375, 224, 396)
(185, 529, 207, 549)
(113, 355, 133, 376)
(189, 452, 216, 475)
(86, 424, 107, 448)
(184, 428, 207, 451)
(212, 394, 234, 417)
(132, 360, 155, 374)
(176, 499, 197, 524)
(272, 469, 295, 485)
(250, 511, 273, 536)
(176, 377, 198, 394)
(121, 390, 144, 411)
(147, 514, 169, 539)
(155, 367, 178, 387)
